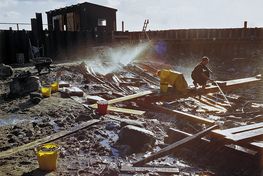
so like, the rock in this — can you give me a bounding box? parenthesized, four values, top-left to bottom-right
(118, 125, 156, 152)
(9, 74, 40, 96)
(105, 121, 120, 130)
(120, 119, 146, 128)
(30, 92, 42, 99)
(75, 113, 92, 122)
(31, 97, 42, 104)
(0, 64, 13, 79)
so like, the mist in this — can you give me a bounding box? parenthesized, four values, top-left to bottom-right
(84, 42, 150, 75)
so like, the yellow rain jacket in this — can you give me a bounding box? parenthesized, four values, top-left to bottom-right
(158, 69, 188, 93)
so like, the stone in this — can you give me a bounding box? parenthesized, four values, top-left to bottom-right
(64, 87, 84, 97)
(31, 97, 42, 104)
(120, 119, 146, 128)
(118, 125, 156, 152)
(30, 92, 42, 99)
(105, 121, 120, 130)
(0, 64, 13, 79)
(75, 113, 92, 122)
(9, 74, 40, 96)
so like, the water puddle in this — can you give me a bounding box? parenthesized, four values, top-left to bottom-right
(0, 114, 35, 127)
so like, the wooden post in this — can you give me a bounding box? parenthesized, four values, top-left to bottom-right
(36, 13, 43, 49)
(122, 21, 124, 32)
(244, 21, 247, 28)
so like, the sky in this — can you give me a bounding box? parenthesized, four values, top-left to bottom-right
(0, 0, 262, 31)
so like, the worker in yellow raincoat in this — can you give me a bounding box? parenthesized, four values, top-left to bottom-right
(157, 69, 188, 94)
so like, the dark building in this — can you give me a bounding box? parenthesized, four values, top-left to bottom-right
(46, 2, 117, 33)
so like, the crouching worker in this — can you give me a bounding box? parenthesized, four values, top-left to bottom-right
(191, 56, 213, 90)
(157, 69, 188, 94)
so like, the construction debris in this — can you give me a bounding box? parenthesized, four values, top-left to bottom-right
(0, 60, 262, 176)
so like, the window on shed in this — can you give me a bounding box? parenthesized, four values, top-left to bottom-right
(98, 19, 107, 26)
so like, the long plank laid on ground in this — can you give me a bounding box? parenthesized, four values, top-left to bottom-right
(133, 125, 218, 166)
(225, 127, 263, 142)
(212, 122, 263, 137)
(250, 141, 263, 151)
(153, 105, 215, 125)
(121, 166, 179, 174)
(107, 106, 145, 115)
(89, 90, 153, 108)
(83, 104, 145, 115)
(201, 76, 261, 95)
(0, 119, 100, 158)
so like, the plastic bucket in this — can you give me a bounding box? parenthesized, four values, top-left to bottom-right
(160, 82, 168, 93)
(97, 100, 108, 115)
(35, 143, 59, 171)
(51, 82, 59, 93)
(41, 87, 51, 97)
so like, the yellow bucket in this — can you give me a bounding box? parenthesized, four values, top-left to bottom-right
(41, 87, 51, 98)
(160, 82, 168, 93)
(35, 143, 59, 171)
(51, 82, 59, 93)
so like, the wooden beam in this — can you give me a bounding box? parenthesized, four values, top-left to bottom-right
(121, 165, 179, 174)
(153, 105, 215, 125)
(0, 119, 100, 158)
(201, 76, 261, 95)
(107, 106, 145, 115)
(250, 141, 263, 152)
(133, 125, 218, 166)
(108, 90, 153, 104)
(213, 122, 263, 136)
(193, 97, 226, 113)
(89, 90, 153, 108)
(225, 127, 263, 142)
(83, 104, 145, 115)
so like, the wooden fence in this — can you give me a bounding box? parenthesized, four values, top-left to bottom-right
(0, 28, 262, 64)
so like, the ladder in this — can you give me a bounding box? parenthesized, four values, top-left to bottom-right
(141, 19, 150, 41)
(142, 19, 149, 32)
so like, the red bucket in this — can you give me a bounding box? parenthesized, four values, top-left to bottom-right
(97, 100, 108, 115)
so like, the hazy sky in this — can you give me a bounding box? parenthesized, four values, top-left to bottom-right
(0, 0, 262, 31)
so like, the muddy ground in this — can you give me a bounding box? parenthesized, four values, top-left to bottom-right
(0, 57, 262, 176)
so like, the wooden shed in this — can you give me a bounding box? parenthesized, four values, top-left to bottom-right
(46, 2, 117, 33)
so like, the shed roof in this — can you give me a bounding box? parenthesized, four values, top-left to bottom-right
(46, 2, 117, 14)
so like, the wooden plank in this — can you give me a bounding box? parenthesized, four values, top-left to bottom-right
(83, 104, 145, 115)
(172, 109, 215, 124)
(193, 97, 226, 112)
(225, 127, 263, 142)
(213, 122, 263, 136)
(108, 90, 153, 104)
(0, 119, 100, 158)
(226, 76, 261, 86)
(250, 141, 263, 151)
(201, 76, 261, 95)
(121, 165, 179, 174)
(89, 90, 153, 108)
(133, 125, 218, 166)
(201, 95, 230, 108)
(107, 106, 145, 115)
(152, 105, 214, 125)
